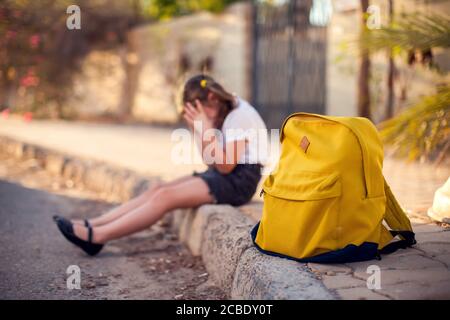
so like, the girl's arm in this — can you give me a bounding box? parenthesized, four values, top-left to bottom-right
(201, 135, 246, 174)
(183, 101, 245, 174)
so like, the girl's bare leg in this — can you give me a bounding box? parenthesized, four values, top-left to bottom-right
(72, 175, 196, 227)
(73, 177, 213, 243)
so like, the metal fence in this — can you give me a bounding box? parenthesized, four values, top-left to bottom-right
(251, 0, 328, 129)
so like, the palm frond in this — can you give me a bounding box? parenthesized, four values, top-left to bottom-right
(379, 86, 450, 162)
(361, 13, 450, 52)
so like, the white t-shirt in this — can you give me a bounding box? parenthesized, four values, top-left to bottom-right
(221, 97, 268, 165)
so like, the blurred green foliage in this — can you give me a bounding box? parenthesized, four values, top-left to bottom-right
(143, 0, 242, 20)
(0, 0, 144, 117)
(361, 13, 450, 53)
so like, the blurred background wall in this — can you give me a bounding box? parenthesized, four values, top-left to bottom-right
(64, 2, 251, 124)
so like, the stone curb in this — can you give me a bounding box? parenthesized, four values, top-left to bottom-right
(171, 205, 336, 299)
(0, 136, 158, 202)
(0, 135, 335, 300)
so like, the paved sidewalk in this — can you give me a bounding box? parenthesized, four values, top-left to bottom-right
(1, 117, 449, 299)
(0, 117, 205, 180)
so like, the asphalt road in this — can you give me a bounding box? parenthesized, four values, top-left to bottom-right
(0, 155, 225, 300)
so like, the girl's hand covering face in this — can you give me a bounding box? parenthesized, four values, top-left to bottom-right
(183, 99, 214, 132)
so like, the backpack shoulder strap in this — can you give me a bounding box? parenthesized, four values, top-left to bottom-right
(379, 230, 416, 254)
(380, 176, 416, 254)
(384, 176, 413, 231)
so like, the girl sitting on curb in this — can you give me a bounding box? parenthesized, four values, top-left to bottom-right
(54, 74, 268, 256)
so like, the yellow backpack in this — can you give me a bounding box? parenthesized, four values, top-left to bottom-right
(251, 113, 416, 263)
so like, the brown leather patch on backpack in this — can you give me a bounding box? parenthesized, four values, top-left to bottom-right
(300, 136, 310, 153)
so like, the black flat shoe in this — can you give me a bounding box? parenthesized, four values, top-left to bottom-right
(53, 215, 91, 228)
(55, 218, 104, 256)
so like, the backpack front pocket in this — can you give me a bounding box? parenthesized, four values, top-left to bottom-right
(256, 171, 342, 259)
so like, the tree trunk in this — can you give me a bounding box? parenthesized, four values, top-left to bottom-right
(118, 31, 140, 121)
(385, 0, 395, 120)
(357, 0, 371, 119)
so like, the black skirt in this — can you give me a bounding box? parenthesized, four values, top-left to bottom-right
(193, 164, 262, 206)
